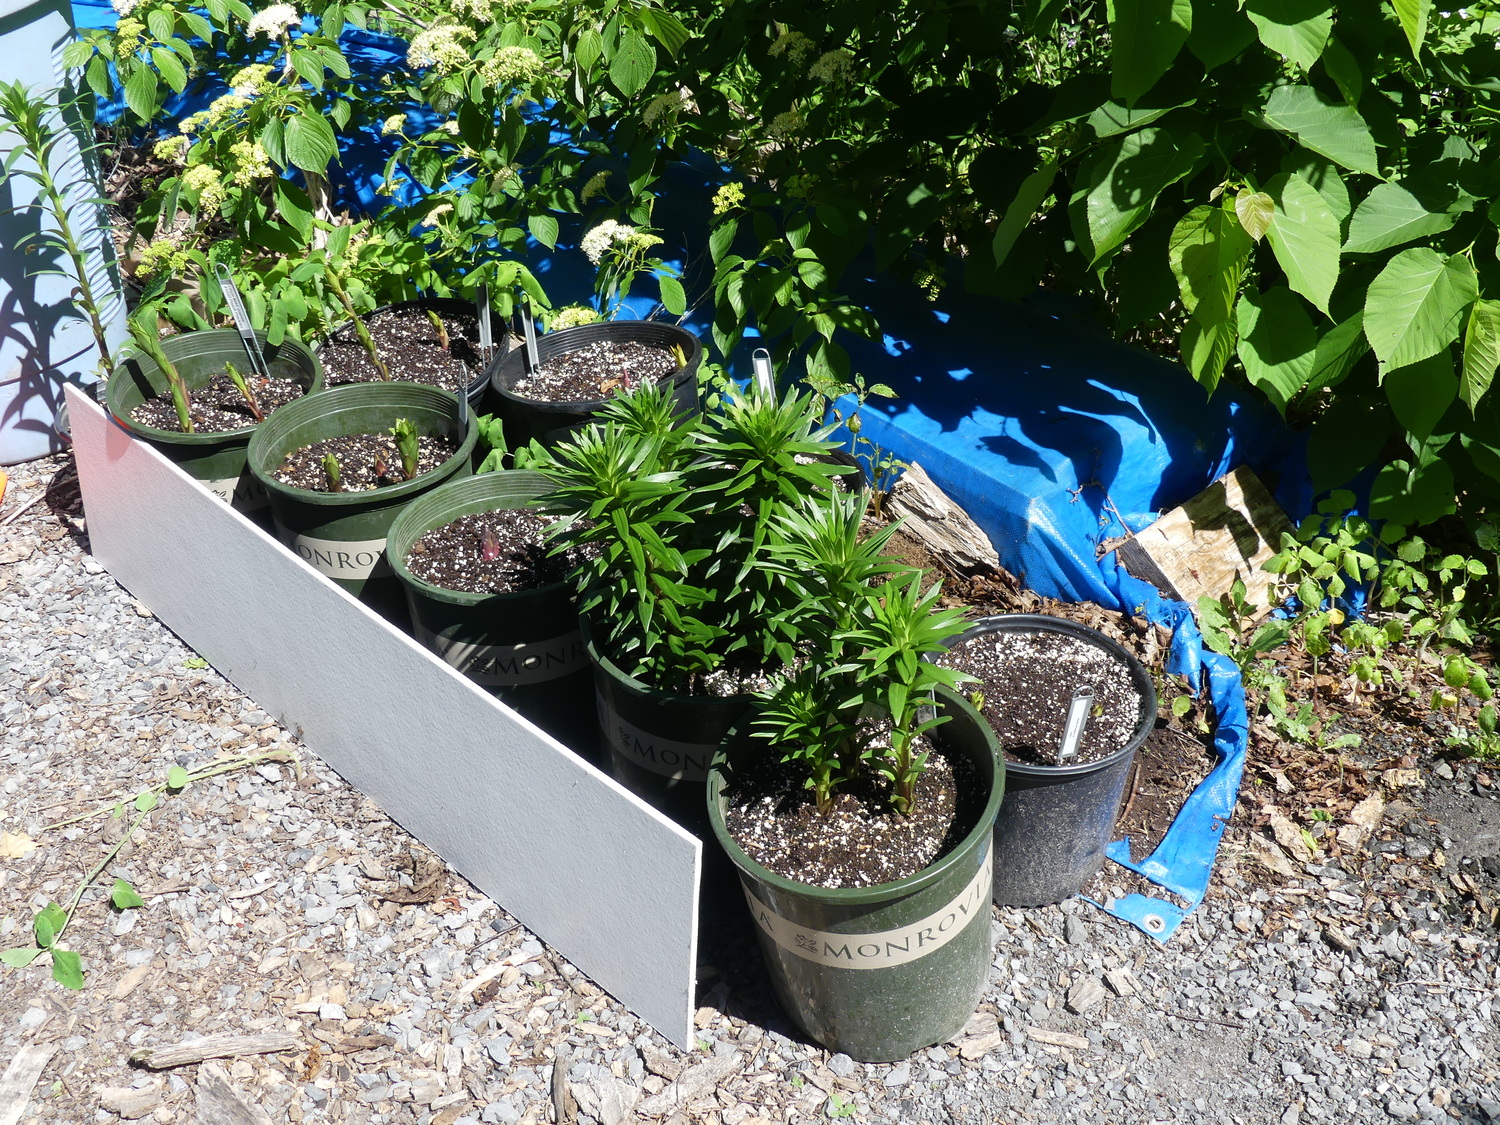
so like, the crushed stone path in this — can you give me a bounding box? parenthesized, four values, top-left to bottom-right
(2, 453, 1499, 1125)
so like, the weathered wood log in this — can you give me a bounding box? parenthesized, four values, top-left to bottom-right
(885, 461, 1001, 574)
(130, 1031, 301, 1070)
(194, 1063, 276, 1125)
(1111, 464, 1294, 615)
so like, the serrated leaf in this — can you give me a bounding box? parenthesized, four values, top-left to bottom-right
(1384, 351, 1456, 440)
(639, 7, 689, 56)
(111, 878, 146, 910)
(1264, 172, 1339, 314)
(285, 113, 337, 174)
(526, 212, 559, 249)
(993, 159, 1056, 269)
(50, 949, 83, 990)
(1261, 85, 1380, 177)
(1389, 0, 1429, 56)
(1107, 0, 1192, 106)
(1073, 129, 1202, 266)
(1461, 299, 1500, 414)
(1244, 0, 1332, 71)
(1322, 36, 1363, 105)
(1187, 0, 1257, 70)
(709, 217, 737, 265)
(60, 40, 93, 69)
(1168, 204, 1252, 317)
(291, 49, 325, 90)
(0, 946, 42, 967)
(608, 31, 655, 99)
(1235, 191, 1275, 241)
(1088, 96, 1195, 138)
(123, 65, 158, 122)
(658, 275, 686, 316)
(1372, 457, 1455, 530)
(1364, 248, 1478, 376)
(1237, 286, 1317, 414)
(1343, 181, 1461, 254)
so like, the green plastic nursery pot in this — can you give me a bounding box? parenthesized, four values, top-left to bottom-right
(246, 382, 478, 605)
(488, 320, 703, 447)
(105, 329, 323, 514)
(945, 614, 1156, 908)
(584, 616, 752, 835)
(707, 687, 1005, 1062)
(386, 470, 595, 751)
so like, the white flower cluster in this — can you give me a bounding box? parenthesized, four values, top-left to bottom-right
(228, 140, 272, 187)
(448, 0, 491, 20)
(183, 164, 226, 212)
(767, 108, 804, 142)
(418, 202, 453, 228)
(179, 93, 252, 135)
(228, 64, 274, 97)
(480, 45, 544, 90)
(579, 170, 611, 204)
(768, 29, 816, 64)
(547, 305, 602, 331)
(808, 49, 854, 85)
(246, 3, 299, 37)
(381, 114, 406, 135)
(643, 88, 689, 128)
(407, 24, 475, 75)
(581, 219, 654, 265)
(111, 0, 137, 16)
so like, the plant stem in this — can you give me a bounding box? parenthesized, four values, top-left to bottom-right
(324, 269, 389, 379)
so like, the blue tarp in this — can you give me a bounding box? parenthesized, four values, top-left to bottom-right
(72, 0, 1306, 938)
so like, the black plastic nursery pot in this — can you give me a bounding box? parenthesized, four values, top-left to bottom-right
(385, 470, 595, 751)
(246, 383, 478, 608)
(947, 614, 1156, 908)
(584, 616, 752, 835)
(317, 298, 511, 410)
(105, 329, 323, 515)
(488, 320, 703, 447)
(707, 687, 1006, 1063)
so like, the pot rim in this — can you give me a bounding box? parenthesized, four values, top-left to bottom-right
(314, 296, 508, 397)
(705, 685, 1005, 905)
(940, 612, 1157, 777)
(491, 319, 701, 410)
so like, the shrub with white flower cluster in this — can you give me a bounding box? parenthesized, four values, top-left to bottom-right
(547, 305, 602, 331)
(245, 3, 299, 38)
(406, 24, 475, 75)
(580, 219, 660, 266)
(480, 46, 544, 90)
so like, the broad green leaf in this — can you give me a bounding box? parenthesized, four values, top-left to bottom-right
(1187, 0, 1256, 70)
(639, 8, 689, 56)
(658, 275, 687, 316)
(285, 112, 337, 174)
(273, 179, 313, 239)
(1180, 312, 1239, 393)
(50, 949, 83, 990)
(1300, 310, 1369, 400)
(1265, 172, 1340, 314)
(1107, 0, 1192, 106)
(1281, 154, 1349, 223)
(1261, 86, 1380, 177)
(60, 40, 93, 69)
(608, 31, 655, 99)
(1371, 457, 1455, 531)
(33, 903, 65, 948)
(146, 8, 173, 41)
(526, 213, 559, 249)
(1389, 0, 1429, 56)
(123, 66, 158, 123)
(992, 159, 1056, 269)
(166, 765, 189, 789)
(1343, 182, 1461, 253)
(1244, 0, 1332, 71)
(1168, 204, 1252, 317)
(291, 49, 325, 90)
(709, 218, 737, 265)
(1462, 299, 1500, 414)
(150, 46, 187, 93)
(134, 789, 157, 812)
(1087, 96, 1195, 138)
(1237, 286, 1317, 413)
(1073, 129, 1203, 265)
(268, 299, 288, 347)
(1364, 249, 1478, 376)
(1235, 191, 1275, 241)
(111, 879, 146, 910)
(1321, 36, 1363, 105)
(0, 946, 42, 967)
(1384, 352, 1456, 440)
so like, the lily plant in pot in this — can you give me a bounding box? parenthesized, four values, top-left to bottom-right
(531, 378, 853, 829)
(706, 489, 1005, 1062)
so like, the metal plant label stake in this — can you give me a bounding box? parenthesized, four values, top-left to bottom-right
(1057, 686, 1094, 763)
(476, 284, 492, 353)
(520, 298, 540, 375)
(751, 347, 774, 399)
(212, 262, 272, 382)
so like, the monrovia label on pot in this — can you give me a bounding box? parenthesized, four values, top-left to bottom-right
(281, 531, 392, 581)
(413, 624, 587, 685)
(598, 696, 714, 781)
(201, 472, 270, 513)
(744, 850, 993, 970)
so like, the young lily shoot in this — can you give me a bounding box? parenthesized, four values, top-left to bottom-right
(223, 361, 265, 422)
(126, 312, 194, 433)
(392, 418, 420, 481)
(322, 451, 342, 492)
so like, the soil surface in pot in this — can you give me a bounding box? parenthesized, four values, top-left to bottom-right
(129, 370, 307, 434)
(271, 432, 460, 493)
(935, 630, 1142, 767)
(722, 739, 983, 888)
(509, 340, 677, 402)
(404, 508, 588, 595)
(319, 306, 497, 396)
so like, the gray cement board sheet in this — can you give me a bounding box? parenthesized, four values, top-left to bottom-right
(66, 387, 700, 1047)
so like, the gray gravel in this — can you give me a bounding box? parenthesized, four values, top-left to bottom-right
(2, 452, 1499, 1125)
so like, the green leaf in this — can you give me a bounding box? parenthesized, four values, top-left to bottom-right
(1073, 129, 1203, 266)
(150, 46, 187, 93)
(658, 274, 686, 316)
(526, 213, 559, 249)
(1170, 204, 1251, 393)
(1384, 352, 1456, 441)
(1235, 192, 1275, 242)
(1237, 286, 1317, 414)
(33, 903, 65, 948)
(1388, 0, 1429, 57)
(1180, 314, 1239, 394)
(322, 46, 351, 80)
(1321, 36, 1363, 105)
(1087, 96, 1195, 138)
(1364, 249, 1478, 377)
(259, 117, 285, 168)
(268, 298, 288, 347)
(291, 49, 326, 90)
(1107, 0, 1192, 106)
(60, 40, 93, 69)
(992, 159, 1056, 269)
(709, 218, 737, 265)
(167, 765, 189, 790)
(1300, 310, 1369, 400)
(639, 8, 690, 56)
(273, 179, 313, 239)
(146, 8, 173, 41)
(1264, 172, 1340, 314)
(608, 31, 655, 99)
(50, 949, 83, 990)
(123, 66, 159, 123)
(1461, 300, 1500, 414)
(134, 790, 157, 812)
(111, 879, 146, 910)
(1343, 182, 1461, 254)
(0, 946, 42, 967)
(1371, 458, 1455, 530)
(1260, 86, 1380, 177)
(1186, 0, 1256, 70)
(1244, 0, 1332, 71)
(284, 112, 337, 174)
